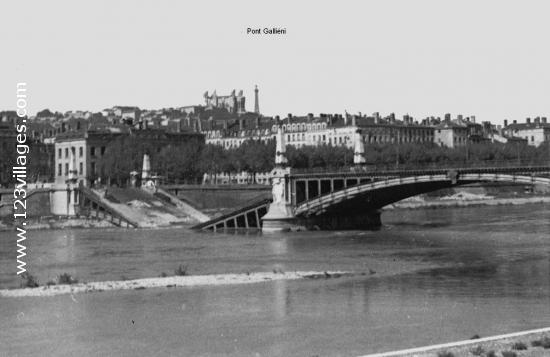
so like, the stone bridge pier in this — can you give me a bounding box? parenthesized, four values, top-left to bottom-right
(261, 127, 299, 232)
(262, 127, 382, 232)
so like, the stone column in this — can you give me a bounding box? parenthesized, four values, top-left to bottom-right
(141, 153, 155, 191)
(275, 126, 288, 166)
(262, 126, 301, 232)
(142, 153, 151, 181)
(353, 129, 366, 165)
(65, 147, 79, 216)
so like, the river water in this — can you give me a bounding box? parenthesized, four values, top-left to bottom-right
(1, 204, 549, 356)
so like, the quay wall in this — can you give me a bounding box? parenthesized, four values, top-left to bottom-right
(1, 186, 79, 221)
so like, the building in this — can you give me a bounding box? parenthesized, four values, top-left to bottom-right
(55, 128, 124, 186)
(204, 89, 246, 114)
(54, 127, 204, 186)
(503, 117, 549, 147)
(357, 114, 434, 146)
(201, 114, 274, 148)
(434, 119, 471, 148)
(112, 106, 141, 122)
(203, 112, 435, 150)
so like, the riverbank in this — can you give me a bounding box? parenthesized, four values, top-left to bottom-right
(0, 217, 117, 231)
(362, 328, 550, 357)
(2, 194, 548, 232)
(0, 270, 354, 298)
(0, 216, 200, 231)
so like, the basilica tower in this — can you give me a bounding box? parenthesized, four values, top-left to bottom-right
(254, 85, 260, 114)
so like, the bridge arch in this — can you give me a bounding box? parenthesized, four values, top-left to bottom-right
(295, 173, 550, 217)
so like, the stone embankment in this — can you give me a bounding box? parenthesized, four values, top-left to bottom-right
(360, 327, 550, 357)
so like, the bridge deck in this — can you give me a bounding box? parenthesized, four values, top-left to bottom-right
(191, 198, 272, 231)
(288, 165, 550, 179)
(78, 186, 140, 228)
(293, 171, 550, 217)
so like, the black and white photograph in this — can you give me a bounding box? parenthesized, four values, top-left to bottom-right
(1, 1, 550, 356)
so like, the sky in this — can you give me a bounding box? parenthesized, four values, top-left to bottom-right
(1, 0, 549, 125)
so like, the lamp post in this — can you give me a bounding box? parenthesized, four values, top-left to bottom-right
(393, 130, 400, 169)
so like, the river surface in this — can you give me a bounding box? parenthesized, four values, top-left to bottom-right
(1, 204, 549, 356)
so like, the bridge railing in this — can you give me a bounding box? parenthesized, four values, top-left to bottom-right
(289, 159, 550, 175)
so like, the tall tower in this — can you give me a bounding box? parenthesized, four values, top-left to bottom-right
(275, 126, 288, 166)
(254, 85, 260, 114)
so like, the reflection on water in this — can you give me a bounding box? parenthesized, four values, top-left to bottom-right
(0, 204, 549, 356)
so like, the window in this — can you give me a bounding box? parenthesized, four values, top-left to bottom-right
(58, 164, 62, 176)
(531, 136, 535, 142)
(58, 148, 62, 158)
(79, 147, 83, 157)
(79, 162, 83, 175)
(90, 147, 96, 156)
(101, 146, 106, 155)
(65, 148, 68, 158)
(65, 163, 69, 176)
(91, 162, 96, 175)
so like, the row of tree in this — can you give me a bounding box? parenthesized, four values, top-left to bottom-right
(97, 135, 205, 186)
(198, 140, 550, 174)
(1, 138, 548, 187)
(0, 142, 54, 186)
(361, 141, 550, 170)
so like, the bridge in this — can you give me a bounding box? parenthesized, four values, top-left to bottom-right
(192, 164, 550, 232)
(267, 165, 550, 231)
(194, 128, 550, 232)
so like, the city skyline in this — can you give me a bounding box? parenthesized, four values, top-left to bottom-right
(2, 0, 550, 125)
(3, 88, 549, 127)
